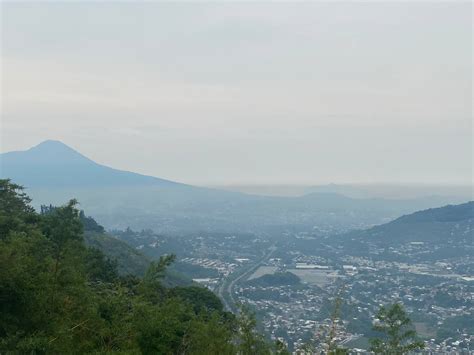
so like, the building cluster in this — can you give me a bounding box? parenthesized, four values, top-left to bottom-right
(169, 230, 473, 353)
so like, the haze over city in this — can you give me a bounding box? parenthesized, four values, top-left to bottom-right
(1, 1, 474, 354)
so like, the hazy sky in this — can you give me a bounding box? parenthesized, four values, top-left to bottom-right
(1, 1, 472, 185)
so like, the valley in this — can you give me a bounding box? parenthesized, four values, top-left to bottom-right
(1, 141, 473, 353)
(113, 202, 474, 353)
(2, 2, 471, 353)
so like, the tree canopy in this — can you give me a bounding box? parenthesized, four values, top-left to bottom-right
(369, 303, 424, 354)
(0, 179, 281, 354)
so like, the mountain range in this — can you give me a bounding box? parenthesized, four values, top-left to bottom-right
(0, 140, 469, 233)
(346, 201, 473, 243)
(331, 201, 474, 263)
(0, 140, 180, 188)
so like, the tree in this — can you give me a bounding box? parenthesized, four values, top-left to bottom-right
(139, 254, 176, 303)
(369, 303, 424, 354)
(302, 286, 348, 355)
(0, 186, 96, 353)
(183, 312, 236, 355)
(325, 288, 348, 355)
(171, 285, 225, 315)
(236, 305, 272, 355)
(40, 200, 86, 314)
(0, 179, 38, 238)
(0, 178, 283, 354)
(84, 247, 119, 282)
(78, 210, 105, 233)
(134, 297, 192, 354)
(274, 339, 291, 355)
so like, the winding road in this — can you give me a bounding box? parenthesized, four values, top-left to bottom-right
(217, 246, 277, 313)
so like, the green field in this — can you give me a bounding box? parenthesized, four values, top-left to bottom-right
(414, 322, 436, 338)
(287, 269, 339, 287)
(247, 266, 278, 280)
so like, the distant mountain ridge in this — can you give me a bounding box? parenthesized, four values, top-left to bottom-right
(393, 201, 474, 224)
(0, 140, 181, 188)
(342, 201, 473, 246)
(0, 140, 468, 233)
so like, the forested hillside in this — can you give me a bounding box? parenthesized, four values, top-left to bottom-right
(331, 201, 474, 262)
(0, 179, 284, 354)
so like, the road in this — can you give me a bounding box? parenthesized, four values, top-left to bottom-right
(217, 246, 277, 313)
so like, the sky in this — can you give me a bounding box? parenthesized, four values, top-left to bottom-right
(1, 1, 472, 186)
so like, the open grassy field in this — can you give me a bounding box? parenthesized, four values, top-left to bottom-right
(247, 266, 278, 280)
(287, 269, 339, 287)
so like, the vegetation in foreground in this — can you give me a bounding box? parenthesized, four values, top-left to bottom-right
(0, 179, 285, 354)
(369, 303, 424, 354)
(0, 179, 424, 354)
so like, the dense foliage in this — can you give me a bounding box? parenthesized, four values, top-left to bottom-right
(0, 179, 284, 354)
(369, 303, 424, 354)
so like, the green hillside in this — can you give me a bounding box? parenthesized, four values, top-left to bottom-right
(84, 231, 149, 276)
(350, 201, 473, 245)
(0, 179, 281, 353)
(335, 201, 473, 262)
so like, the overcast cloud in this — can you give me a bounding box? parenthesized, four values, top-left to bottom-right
(1, 1, 472, 185)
